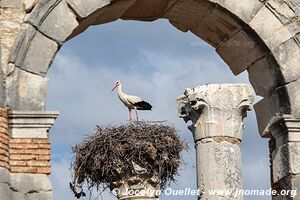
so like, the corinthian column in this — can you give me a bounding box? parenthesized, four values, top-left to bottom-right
(177, 84, 254, 200)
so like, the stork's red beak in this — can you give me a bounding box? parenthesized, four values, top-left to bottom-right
(111, 84, 118, 92)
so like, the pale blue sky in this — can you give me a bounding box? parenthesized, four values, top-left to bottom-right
(46, 19, 270, 200)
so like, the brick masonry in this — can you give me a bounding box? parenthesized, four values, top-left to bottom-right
(0, 108, 51, 174)
(0, 108, 9, 169)
(9, 138, 51, 174)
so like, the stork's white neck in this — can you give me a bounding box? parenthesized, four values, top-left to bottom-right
(117, 83, 126, 97)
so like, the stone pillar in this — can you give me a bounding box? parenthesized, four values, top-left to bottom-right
(8, 110, 58, 200)
(177, 84, 254, 200)
(268, 115, 300, 200)
(113, 173, 160, 200)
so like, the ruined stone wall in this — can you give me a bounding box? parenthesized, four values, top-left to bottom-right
(0, 0, 299, 199)
(0, 109, 57, 200)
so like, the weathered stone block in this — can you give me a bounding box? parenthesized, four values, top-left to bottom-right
(10, 173, 52, 192)
(0, 0, 23, 8)
(256, 80, 300, 137)
(9, 24, 36, 68)
(289, 0, 300, 15)
(272, 142, 300, 183)
(66, 0, 111, 18)
(24, 0, 60, 25)
(36, 1, 79, 42)
(0, 168, 11, 200)
(6, 67, 48, 110)
(216, 30, 267, 75)
(285, 80, 300, 117)
(272, 37, 300, 84)
(122, 0, 175, 21)
(69, 0, 136, 38)
(267, 0, 296, 25)
(191, 8, 242, 47)
(22, 32, 58, 76)
(249, 6, 293, 50)
(273, 174, 300, 199)
(10, 173, 52, 200)
(248, 54, 283, 96)
(9, 24, 58, 76)
(164, 0, 214, 32)
(208, 0, 264, 23)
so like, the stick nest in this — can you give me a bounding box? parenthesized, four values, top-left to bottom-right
(70, 122, 187, 197)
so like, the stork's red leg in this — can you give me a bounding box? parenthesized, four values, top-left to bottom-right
(135, 109, 139, 122)
(129, 110, 132, 123)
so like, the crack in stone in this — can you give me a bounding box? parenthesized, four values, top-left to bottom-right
(3, 181, 19, 192)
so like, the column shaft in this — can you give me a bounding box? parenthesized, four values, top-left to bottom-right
(177, 84, 254, 200)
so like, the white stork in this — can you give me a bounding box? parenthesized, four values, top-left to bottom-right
(111, 80, 152, 122)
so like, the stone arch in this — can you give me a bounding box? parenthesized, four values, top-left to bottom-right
(1, 1, 300, 198)
(5, 0, 300, 136)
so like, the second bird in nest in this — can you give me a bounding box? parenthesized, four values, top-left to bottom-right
(111, 80, 152, 123)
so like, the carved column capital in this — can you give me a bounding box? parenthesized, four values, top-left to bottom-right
(177, 84, 254, 141)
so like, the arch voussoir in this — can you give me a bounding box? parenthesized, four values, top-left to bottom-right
(249, 3, 296, 51)
(216, 29, 269, 75)
(120, 0, 175, 21)
(163, 0, 214, 33)
(191, 7, 242, 47)
(208, 0, 264, 23)
(9, 23, 58, 77)
(25, 0, 79, 43)
(272, 36, 300, 84)
(1, 0, 300, 199)
(69, 0, 137, 39)
(65, 0, 111, 19)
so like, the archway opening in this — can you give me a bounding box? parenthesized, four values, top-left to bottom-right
(46, 19, 270, 200)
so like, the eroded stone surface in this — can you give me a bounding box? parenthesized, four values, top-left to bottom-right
(164, 0, 214, 32)
(24, 0, 39, 12)
(249, 5, 293, 50)
(272, 142, 300, 183)
(0, 6, 26, 73)
(217, 30, 268, 75)
(0, 0, 23, 8)
(66, 0, 111, 18)
(0, 168, 11, 200)
(37, 0, 79, 42)
(10, 173, 52, 200)
(248, 54, 283, 97)
(9, 24, 58, 76)
(196, 140, 242, 200)
(191, 8, 242, 47)
(6, 67, 48, 110)
(177, 84, 254, 141)
(208, 0, 264, 23)
(122, 0, 174, 21)
(69, 0, 137, 38)
(272, 37, 300, 84)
